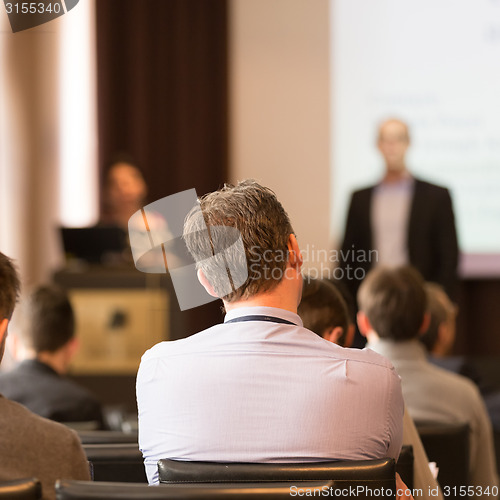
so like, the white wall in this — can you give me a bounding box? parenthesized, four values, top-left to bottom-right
(229, 0, 332, 273)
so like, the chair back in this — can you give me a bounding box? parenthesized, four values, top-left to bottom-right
(83, 443, 147, 483)
(55, 479, 334, 499)
(158, 458, 396, 498)
(396, 445, 414, 490)
(78, 430, 138, 444)
(416, 421, 469, 495)
(0, 477, 42, 500)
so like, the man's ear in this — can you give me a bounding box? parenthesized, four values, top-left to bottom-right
(418, 312, 431, 335)
(197, 269, 219, 298)
(287, 234, 303, 270)
(0, 318, 8, 345)
(357, 311, 372, 338)
(66, 337, 80, 361)
(322, 326, 344, 346)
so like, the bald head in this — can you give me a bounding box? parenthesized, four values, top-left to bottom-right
(377, 119, 410, 174)
(377, 119, 410, 142)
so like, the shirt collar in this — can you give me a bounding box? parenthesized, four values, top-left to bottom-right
(376, 173, 415, 192)
(224, 306, 303, 327)
(367, 338, 427, 361)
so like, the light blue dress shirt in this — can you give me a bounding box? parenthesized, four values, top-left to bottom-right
(137, 306, 404, 484)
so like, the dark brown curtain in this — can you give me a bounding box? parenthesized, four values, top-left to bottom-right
(96, 0, 228, 335)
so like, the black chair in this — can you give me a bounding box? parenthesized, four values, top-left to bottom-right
(83, 443, 147, 483)
(0, 477, 42, 500)
(158, 458, 396, 498)
(55, 479, 334, 499)
(77, 429, 138, 444)
(415, 421, 469, 496)
(396, 445, 414, 490)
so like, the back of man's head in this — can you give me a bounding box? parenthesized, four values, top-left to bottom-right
(0, 252, 21, 363)
(0, 252, 20, 322)
(358, 266, 427, 341)
(183, 180, 294, 302)
(298, 278, 350, 346)
(18, 285, 75, 354)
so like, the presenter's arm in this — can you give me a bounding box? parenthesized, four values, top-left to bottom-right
(340, 194, 357, 266)
(338, 195, 359, 296)
(434, 189, 459, 300)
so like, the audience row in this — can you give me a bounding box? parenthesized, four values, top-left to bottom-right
(0, 180, 499, 499)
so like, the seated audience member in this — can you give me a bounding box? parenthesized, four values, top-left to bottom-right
(0, 252, 90, 500)
(421, 283, 483, 386)
(422, 283, 500, 433)
(0, 285, 105, 428)
(420, 283, 457, 357)
(298, 277, 353, 347)
(299, 277, 442, 500)
(358, 266, 499, 490)
(137, 180, 405, 487)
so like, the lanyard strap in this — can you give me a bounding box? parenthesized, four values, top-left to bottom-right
(225, 315, 296, 326)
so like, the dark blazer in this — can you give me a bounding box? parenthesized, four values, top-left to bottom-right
(0, 359, 105, 428)
(340, 178, 459, 300)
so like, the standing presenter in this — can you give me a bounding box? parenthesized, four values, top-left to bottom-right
(339, 118, 459, 324)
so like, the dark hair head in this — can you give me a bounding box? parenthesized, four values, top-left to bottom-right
(183, 180, 294, 302)
(299, 278, 350, 346)
(104, 153, 147, 187)
(0, 252, 20, 321)
(357, 266, 427, 341)
(327, 278, 356, 326)
(19, 285, 75, 353)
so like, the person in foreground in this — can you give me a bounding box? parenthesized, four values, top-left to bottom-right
(0, 285, 105, 428)
(137, 180, 406, 493)
(358, 266, 499, 492)
(298, 278, 442, 500)
(0, 252, 90, 500)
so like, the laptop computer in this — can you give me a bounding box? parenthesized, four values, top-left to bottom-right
(60, 226, 127, 264)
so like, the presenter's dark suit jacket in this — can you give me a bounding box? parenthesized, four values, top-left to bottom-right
(0, 358, 105, 428)
(340, 178, 459, 301)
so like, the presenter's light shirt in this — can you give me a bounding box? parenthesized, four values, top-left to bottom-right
(372, 176, 415, 267)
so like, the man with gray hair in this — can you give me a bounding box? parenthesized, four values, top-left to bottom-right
(358, 266, 498, 492)
(137, 180, 405, 487)
(0, 252, 90, 500)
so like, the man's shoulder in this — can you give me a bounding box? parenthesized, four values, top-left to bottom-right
(0, 395, 81, 444)
(53, 373, 99, 402)
(426, 361, 481, 397)
(139, 324, 398, 373)
(341, 345, 401, 375)
(140, 324, 220, 362)
(0, 368, 15, 384)
(414, 178, 451, 196)
(350, 185, 376, 199)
